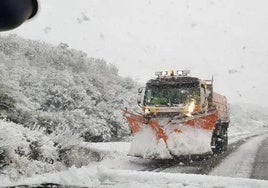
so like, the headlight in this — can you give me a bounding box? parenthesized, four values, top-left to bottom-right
(144, 108, 151, 115)
(188, 100, 195, 113)
(185, 99, 195, 117)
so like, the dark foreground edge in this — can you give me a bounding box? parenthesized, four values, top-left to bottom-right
(1, 183, 88, 188)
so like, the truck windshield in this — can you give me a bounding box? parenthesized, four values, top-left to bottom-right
(144, 84, 200, 106)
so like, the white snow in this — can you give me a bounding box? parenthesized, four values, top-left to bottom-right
(97, 167, 268, 188)
(1, 0, 268, 187)
(4, 166, 268, 188)
(0, 120, 64, 179)
(128, 124, 213, 158)
(166, 126, 213, 156)
(1, 103, 268, 187)
(129, 126, 172, 159)
(210, 134, 268, 178)
(81, 142, 131, 155)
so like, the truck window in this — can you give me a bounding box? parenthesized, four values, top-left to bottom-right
(144, 84, 200, 106)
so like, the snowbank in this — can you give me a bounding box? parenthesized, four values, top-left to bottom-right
(4, 166, 268, 188)
(97, 167, 268, 188)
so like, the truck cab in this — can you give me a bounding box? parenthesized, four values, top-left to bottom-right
(138, 70, 214, 118)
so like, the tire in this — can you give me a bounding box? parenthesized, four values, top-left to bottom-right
(211, 123, 228, 154)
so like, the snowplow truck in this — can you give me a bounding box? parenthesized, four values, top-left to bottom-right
(124, 70, 229, 159)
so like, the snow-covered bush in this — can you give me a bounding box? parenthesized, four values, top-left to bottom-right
(0, 34, 137, 142)
(0, 120, 65, 180)
(0, 119, 111, 179)
(0, 34, 139, 179)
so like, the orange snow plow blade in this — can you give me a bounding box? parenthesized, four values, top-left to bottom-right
(123, 110, 168, 141)
(123, 109, 218, 143)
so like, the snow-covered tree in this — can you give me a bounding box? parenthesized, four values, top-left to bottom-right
(0, 34, 138, 142)
(0, 34, 140, 179)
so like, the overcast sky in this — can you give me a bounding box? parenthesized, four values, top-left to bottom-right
(4, 0, 268, 106)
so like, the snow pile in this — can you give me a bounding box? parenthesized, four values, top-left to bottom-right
(129, 126, 172, 159)
(1, 166, 100, 187)
(129, 123, 213, 159)
(97, 167, 268, 188)
(7, 166, 268, 188)
(166, 126, 212, 156)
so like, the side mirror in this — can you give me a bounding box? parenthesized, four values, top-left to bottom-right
(138, 87, 144, 94)
(137, 87, 145, 107)
(137, 96, 142, 106)
(0, 0, 38, 31)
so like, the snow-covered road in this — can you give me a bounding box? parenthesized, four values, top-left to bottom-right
(2, 131, 267, 188)
(128, 132, 268, 175)
(210, 133, 268, 179)
(251, 136, 268, 180)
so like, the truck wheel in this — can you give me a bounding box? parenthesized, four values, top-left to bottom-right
(211, 124, 228, 154)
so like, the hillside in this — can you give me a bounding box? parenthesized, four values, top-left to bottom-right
(0, 35, 138, 142)
(0, 34, 140, 178)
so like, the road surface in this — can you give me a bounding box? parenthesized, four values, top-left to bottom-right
(251, 137, 268, 180)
